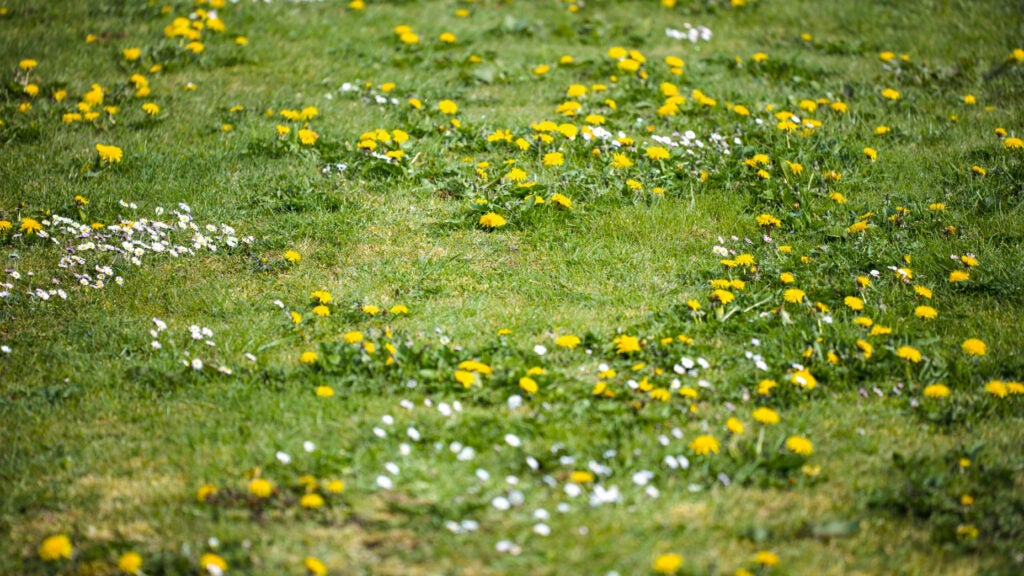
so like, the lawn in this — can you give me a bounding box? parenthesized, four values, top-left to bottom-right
(1, 0, 1023, 575)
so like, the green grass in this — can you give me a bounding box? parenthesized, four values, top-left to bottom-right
(2, 0, 1024, 574)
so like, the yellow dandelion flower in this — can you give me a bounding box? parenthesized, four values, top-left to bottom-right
(844, 296, 865, 311)
(757, 379, 777, 395)
(200, 553, 228, 573)
(479, 212, 507, 229)
(614, 334, 641, 354)
(611, 153, 633, 169)
(555, 334, 581, 349)
(19, 217, 43, 235)
(300, 493, 324, 509)
(881, 88, 901, 101)
(689, 435, 720, 456)
(985, 380, 1008, 398)
(305, 557, 328, 576)
(948, 270, 970, 283)
(923, 384, 950, 399)
(543, 152, 565, 167)
(791, 368, 817, 389)
(961, 338, 986, 356)
(96, 143, 124, 164)
(38, 535, 73, 562)
(896, 346, 922, 363)
(752, 407, 780, 425)
(249, 478, 273, 498)
(652, 553, 683, 574)
(785, 436, 813, 455)
(646, 146, 670, 161)
(755, 551, 780, 567)
(783, 288, 806, 303)
(914, 305, 937, 319)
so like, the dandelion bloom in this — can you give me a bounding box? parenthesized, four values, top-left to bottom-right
(790, 368, 817, 389)
(195, 484, 218, 503)
(284, 250, 301, 262)
(19, 217, 43, 235)
(985, 380, 1008, 398)
(844, 296, 864, 311)
(846, 221, 869, 234)
(344, 331, 363, 344)
(1004, 137, 1024, 150)
(785, 436, 813, 455)
(118, 552, 143, 574)
(549, 193, 572, 210)
(38, 535, 72, 561)
(614, 335, 641, 354)
(961, 338, 986, 356)
(312, 305, 330, 317)
(519, 377, 538, 394)
(711, 289, 735, 305)
(479, 212, 507, 229)
(300, 493, 325, 509)
(646, 146, 670, 160)
(755, 551, 780, 567)
(555, 334, 581, 349)
(571, 470, 595, 483)
(543, 152, 564, 166)
(611, 152, 633, 169)
(305, 557, 328, 576)
(454, 370, 476, 387)
(948, 270, 969, 282)
(300, 351, 318, 364)
(914, 305, 937, 319)
(652, 553, 683, 574)
(752, 407, 780, 425)
(756, 213, 781, 228)
(757, 379, 777, 395)
(438, 100, 458, 115)
(881, 88, 901, 101)
(123, 48, 141, 61)
(299, 129, 319, 145)
(923, 384, 950, 399)
(896, 346, 922, 363)
(779, 272, 795, 284)
(142, 102, 159, 115)
(783, 288, 806, 303)
(96, 143, 124, 164)
(200, 553, 228, 573)
(185, 41, 204, 54)
(725, 417, 744, 435)
(863, 147, 878, 161)
(914, 286, 933, 299)
(316, 386, 334, 398)
(19, 59, 38, 71)
(505, 167, 527, 181)
(439, 32, 456, 43)
(689, 435, 720, 456)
